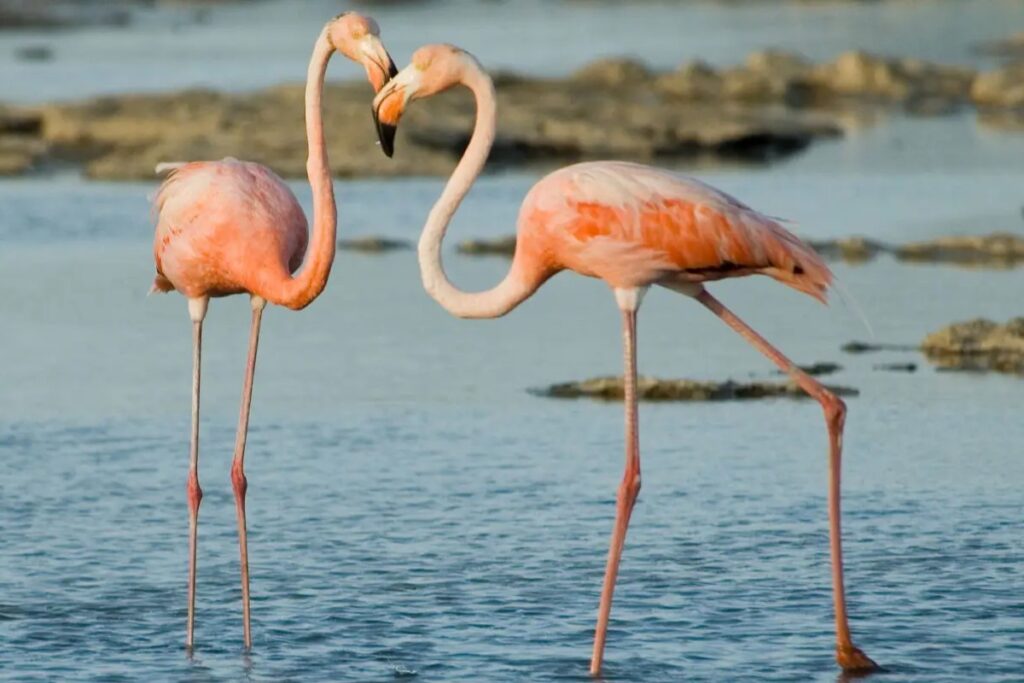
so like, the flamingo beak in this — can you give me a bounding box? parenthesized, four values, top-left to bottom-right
(372, 83, 405, 158)
(360, 36, 398, 93)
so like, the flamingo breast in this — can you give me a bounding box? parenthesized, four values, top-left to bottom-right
(152, 159, 308, 298)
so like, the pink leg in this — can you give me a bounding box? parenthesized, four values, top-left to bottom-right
(590, 304, 642, 676)
(185, 297, 208, 649)
(695, 290, 877, 672)
(232, 296, 265, 650)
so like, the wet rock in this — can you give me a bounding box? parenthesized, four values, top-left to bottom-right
(971, 64, 1024, 108)
(894, 233, 1024, 268)
(841, 341, 918, 354)
(0, 107, 46, 175)
(337, 236, 412, 252)
(774, 362, 842, 377)
(14, 45, 54, 62)
(874, 362, 917, 373)
(0, 138, 43, 175)
(534, 376, 858, 401)
(0, 106, 41, 135)
(456, 235, 517, 257)
(807, 236, 891, 263)
(921, 318, 1024, 373)
(977, 108, 1024, 132)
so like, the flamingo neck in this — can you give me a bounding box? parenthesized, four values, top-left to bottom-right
(270, 30, 337, 310)
(417, 61, 538, 319)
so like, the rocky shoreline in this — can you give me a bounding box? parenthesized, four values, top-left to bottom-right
(922, 318, 1024, 374)
(4, 49, 1024, 180)
(453, 232, 1024, 269)
(534, 375, 858, 401)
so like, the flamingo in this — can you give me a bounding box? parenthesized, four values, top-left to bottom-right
(371, 44, 878, 675)
(150, 13, 396, 650)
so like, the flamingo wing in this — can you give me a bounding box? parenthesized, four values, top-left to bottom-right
(521, 161, 832, 302)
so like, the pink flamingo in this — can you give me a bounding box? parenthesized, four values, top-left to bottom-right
(371, 45, 878, 675)
(150, 13, 395, 649)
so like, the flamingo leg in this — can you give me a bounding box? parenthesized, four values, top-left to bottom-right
(590, 298, 643, 676)
(232, 296, 265, 650)
(694, 289, 877, 672)
(185, 297, 209, 650)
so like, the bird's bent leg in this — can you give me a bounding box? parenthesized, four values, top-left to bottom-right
(186, 296, 208, 650)
(591, 290, 644, 676)
(232, 295, 265, 650)
(695, 290, 877, 673)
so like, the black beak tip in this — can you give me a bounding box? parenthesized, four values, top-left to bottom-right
(375, 119, 396, 158)
(387, 61, 399, 80)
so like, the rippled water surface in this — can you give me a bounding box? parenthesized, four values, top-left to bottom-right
(2, 2, 1024, 680)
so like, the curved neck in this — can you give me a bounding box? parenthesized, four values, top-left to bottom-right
(268, 31, 337, 310)
(417, 61, 538, 319)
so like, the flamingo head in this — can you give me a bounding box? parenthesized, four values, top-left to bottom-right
(371, 44, 476, 157)
(325, 12, 397, 93)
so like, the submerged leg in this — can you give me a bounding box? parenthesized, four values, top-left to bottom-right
(590, 288, 645, 676)
(695, 289, 877, 672)
(186, 296, 209, 650)
(232, 296, 265, 650)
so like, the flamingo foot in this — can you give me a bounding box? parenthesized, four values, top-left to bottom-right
(836, 643, 880, 673)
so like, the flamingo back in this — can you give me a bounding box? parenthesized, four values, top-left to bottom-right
(516, 161, 831, 302)
(152, 159, 308, 298)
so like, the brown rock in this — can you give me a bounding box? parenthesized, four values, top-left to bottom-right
(535, 376, 858, 401)
(921, 318, 1024, 373)
(337, 236, 412, 252)
(811, 51, 974, 102)
(894, 233, 1024, 267)
(457, 235, 517, 257)
(807, 236, 891, 263)
(570, 57, 654, 87)
(656, 60, 722, 99)
(971, 65, 1024, 108)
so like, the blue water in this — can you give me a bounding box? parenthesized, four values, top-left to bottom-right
(2, 2, 1024, 681)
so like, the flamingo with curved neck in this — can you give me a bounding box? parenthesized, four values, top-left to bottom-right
(373, 44, 878, 676)
(151, 13, 395, 650)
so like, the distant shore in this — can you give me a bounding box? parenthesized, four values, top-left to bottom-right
(2, 49, 1023, 180)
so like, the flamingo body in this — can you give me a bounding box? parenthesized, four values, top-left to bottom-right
(152, 160, 308, 299)
(149, 12, 398, 650)
(373, 45, 878, 675)
(515, 161, 830, 301)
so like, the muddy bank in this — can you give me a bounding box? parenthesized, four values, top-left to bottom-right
(534, 375, 858, 401)
(922, 318, 1024, 374)
(456, 232, 1024, 269)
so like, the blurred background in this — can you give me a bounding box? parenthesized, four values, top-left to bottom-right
(1, 2, 1022, 682)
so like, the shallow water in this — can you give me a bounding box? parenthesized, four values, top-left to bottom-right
(3, 2, 1024, 679)
(3, 0, 1024, 103)
(1, 93, 1023, 681)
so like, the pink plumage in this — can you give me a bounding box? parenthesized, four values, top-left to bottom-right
(372, 44, 878, 676)
(152, 13, 398, 651)
(152, 159, 308, 299)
